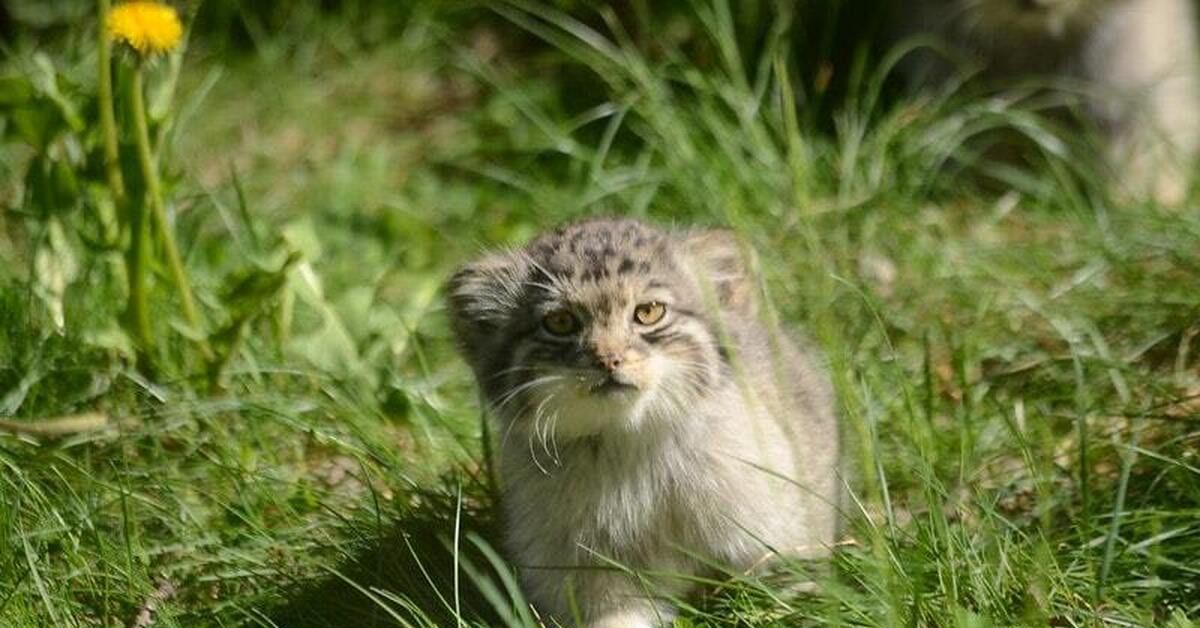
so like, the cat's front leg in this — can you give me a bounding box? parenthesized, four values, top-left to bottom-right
(587, 605, 675, 628)
(522, 564, 678, 628)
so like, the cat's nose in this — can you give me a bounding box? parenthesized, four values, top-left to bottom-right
(595, 352, 623, 372)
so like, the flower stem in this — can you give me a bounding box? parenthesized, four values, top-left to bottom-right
(129, 64, 212, 362)
(97, 0, 124, 204)
(103, 0, 152, 363)
(126, 181, 154, 360)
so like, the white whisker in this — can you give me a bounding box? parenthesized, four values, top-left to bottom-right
(533, 391, 560, 466)
(492, 374, 563, 414)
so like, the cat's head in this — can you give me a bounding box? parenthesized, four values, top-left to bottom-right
(951, 0, 1113, 40)
(447, 218, 752, 440)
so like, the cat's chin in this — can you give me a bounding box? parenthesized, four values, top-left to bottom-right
(524, 381, 656, 441)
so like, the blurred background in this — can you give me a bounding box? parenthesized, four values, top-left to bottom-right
(2, 1, 1199, 626)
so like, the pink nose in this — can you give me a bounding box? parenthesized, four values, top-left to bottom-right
(595, 353, 623, 372)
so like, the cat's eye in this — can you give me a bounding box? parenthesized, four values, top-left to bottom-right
(542, 310, 579, 336)
(633, 302, 667, 326)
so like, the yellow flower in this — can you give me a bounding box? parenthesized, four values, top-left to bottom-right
(106, 2, 182, 56)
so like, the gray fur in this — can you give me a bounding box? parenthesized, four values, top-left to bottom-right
(893, 0, 1200, 203)
(446, 218, 840, 627)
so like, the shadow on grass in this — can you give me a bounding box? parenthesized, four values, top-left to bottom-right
(262, 469, 840, 627)
(266, 473, 511, 628)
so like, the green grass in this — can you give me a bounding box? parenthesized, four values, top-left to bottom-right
(2, 2, 1199, 626)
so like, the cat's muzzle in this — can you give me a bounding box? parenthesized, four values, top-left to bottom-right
(590, 372, 639, 395)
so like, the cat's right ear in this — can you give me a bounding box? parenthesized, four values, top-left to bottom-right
(681, 228, 757, 316)
(445, 250, 528, 348)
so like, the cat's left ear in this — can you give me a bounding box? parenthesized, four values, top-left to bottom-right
(445, 249, 529, 352)
(681, 228, 757, 315)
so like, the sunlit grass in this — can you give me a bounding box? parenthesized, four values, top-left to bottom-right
(2, 2, 1198, 627)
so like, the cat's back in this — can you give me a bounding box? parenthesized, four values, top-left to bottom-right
(721, 308, 835, 434)
(697, 315, 841, 557)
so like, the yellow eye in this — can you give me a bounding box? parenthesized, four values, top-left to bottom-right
(633, 302, 666, 326)
(542, 310, 579, 336)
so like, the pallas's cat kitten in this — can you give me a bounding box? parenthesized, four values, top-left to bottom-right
(446, 218, 840, 627)
(895, 0, 1200, 202)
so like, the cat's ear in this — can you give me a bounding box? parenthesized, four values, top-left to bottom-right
(681, 229, 757, 315)
(445, 249, 529, 349)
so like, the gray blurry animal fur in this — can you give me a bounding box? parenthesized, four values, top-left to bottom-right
(894, 0, 1200, 202)
(446, 218, 840, 627)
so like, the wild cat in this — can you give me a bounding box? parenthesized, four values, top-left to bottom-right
(446, 218, 840, 627)
(893, 0, 1200, 202)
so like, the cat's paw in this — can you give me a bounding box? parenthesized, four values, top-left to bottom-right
(588, 608, 668, 628)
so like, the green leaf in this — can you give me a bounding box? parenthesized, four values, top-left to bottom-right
(289, 260, 373, 388)
(31, 53, 83, 132)
(50, 157, 79, 209)
(82, 321, 136, 361)
(24, 155, 79, 216)
(6, 102, 65, 149)
(33, 217, 79, 330)
(0, 75, 35, 106)
(220, 252, 301, 323)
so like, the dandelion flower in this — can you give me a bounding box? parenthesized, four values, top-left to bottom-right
(107, 2, 182, 56)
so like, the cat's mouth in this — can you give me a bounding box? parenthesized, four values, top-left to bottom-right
(589, 374, 639, 395)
